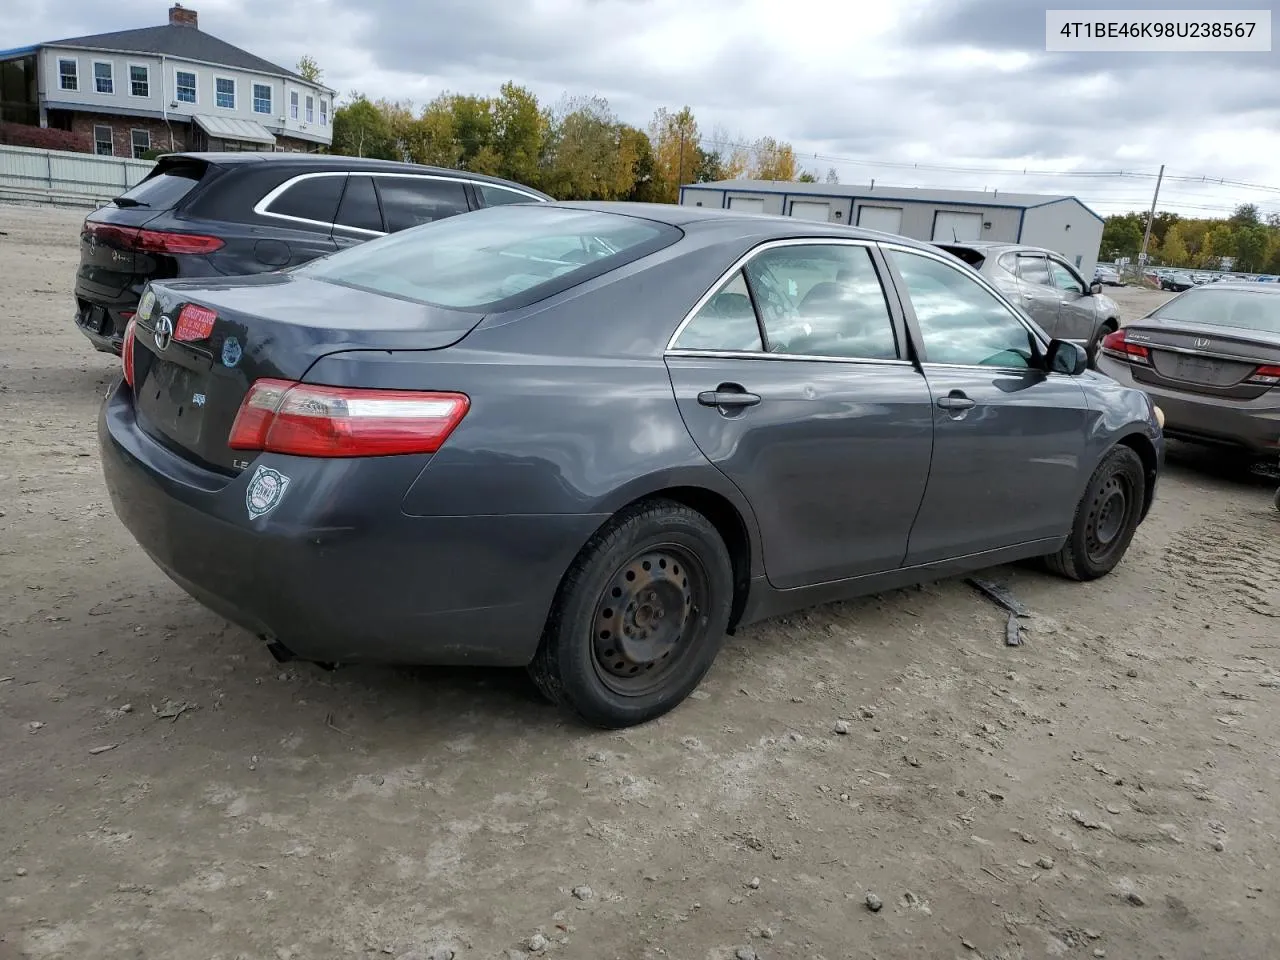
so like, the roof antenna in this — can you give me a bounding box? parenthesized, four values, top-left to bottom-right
(953, 227, 958, 241)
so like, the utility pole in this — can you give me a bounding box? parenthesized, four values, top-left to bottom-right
(1138, 163, 1164, 271)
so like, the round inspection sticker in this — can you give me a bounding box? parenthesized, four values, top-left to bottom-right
(245, 464, 290, 520)
(221, 336, 242, 368)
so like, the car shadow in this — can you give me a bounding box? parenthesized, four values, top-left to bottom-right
(1162, 439, 1277, 490)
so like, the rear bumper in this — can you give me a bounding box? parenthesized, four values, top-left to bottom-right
(1097, 358, 1280, 456)
(98, 382, 605, 666)
(73, 292, 134, 355)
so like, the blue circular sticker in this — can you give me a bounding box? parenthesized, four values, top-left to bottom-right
(221, 336, 242, 368)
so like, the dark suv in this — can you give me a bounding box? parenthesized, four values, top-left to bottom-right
(74, 153, 552, 354)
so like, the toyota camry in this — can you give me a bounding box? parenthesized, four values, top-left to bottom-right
(99, 202, 1164, 729)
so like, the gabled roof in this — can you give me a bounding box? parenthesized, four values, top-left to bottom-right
(43, 23, 315, 85)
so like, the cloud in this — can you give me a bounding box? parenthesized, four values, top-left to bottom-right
(3, 0, 1280, 217)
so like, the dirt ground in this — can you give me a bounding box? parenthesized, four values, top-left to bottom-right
(2, 201, 1278, 960)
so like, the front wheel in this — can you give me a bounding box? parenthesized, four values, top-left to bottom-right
(1088, 321, 1118, 368)
(528, 500, 734, 729)
(1044, 445, 1146, 581)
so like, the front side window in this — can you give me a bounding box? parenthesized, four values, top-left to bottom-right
(299, 205, 678, 310)
(305, 95, 314, 123)
(290, 91, 299, 119)
(215, 77, 235, 109)
(1016, 254, 1052, 286)
(58, 58, 78, 91)
(1048, 259, 1085, 295)
(93, 125, 113, 156)
(743, 244, 899, 360)
(130, 129, 150, 159)
(888, 248, 1037, 368)
(129, 64, 149, 97)
(93, 61, 114, 94)
(375, 177, 469, 232)
(253, 83, 272, 114)
(672, 270, 763, 352)
(175, 70, 196, 103)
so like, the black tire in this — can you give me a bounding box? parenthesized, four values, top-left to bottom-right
(1045, 445, 1146, 581)
(528, 499, 734, 729)
(1088, 320, 1118, 367)
(1274, 486, 1280, 512)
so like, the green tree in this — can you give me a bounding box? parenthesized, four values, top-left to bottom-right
(296, 56, 323, 83)
(490, 82, 546, 187)
(1230, 203, 1260, 227)
(618, 125, 661, 202)
(331, 93, 396, 159)
(404, 94, 462, 168)
(1161, 224, 1189, 266)
(1101, 213, 1143, 260)
(1235, 224, 1269, 272)
(797, 170, 818, 182)
(749, 136, 798, 181)
(544, 95, 622, 199)
(825, 167, 840, 184)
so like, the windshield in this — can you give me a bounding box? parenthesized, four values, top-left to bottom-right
(298, 205, 680, 310)
(1153, 287, 1280, 335)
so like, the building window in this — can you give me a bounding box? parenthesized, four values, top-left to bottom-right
(175, 70, 196, 103)
(93, 125, 113, 156)
(58, 58, 78, 91)
(305, 95, 314, 124)
(215, 77, 235, 109)
(289, 91, 299, 120)
(320, 99, 328, 125)
(129, 64, 149, 98)
(252, 83, 272, 115)
(93, 61, 114, 95)
(131, 129, 151, 159)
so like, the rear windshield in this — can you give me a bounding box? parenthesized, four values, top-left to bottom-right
(115, 159, 208, 210)
(297, 204, 681, 310)
(936, 244, 985, 268)
(1152, 287, 1280, 334)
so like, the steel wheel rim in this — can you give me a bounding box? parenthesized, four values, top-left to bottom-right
(590, 544, 707, 698)
(1085, 473, 1131, 562)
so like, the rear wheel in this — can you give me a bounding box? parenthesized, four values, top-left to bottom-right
(528, 500, 734, 729)
(1045, 445, 1146, 581)
(1088, 320, 1118, 367)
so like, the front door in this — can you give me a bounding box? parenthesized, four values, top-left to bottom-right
(881, 245, 1091, 565)
(665, 241, 934, 589)
(1047, 256, 1098, 342)
(1012, 252, 1061, 336)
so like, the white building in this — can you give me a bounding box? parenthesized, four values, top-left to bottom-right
(0, 4, 334, 157)
(680, 180, 1106, 278)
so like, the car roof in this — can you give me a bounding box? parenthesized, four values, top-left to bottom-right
(1178, 281, 1280, 294)
(159, 152, 552, 195)
(933, 240, 1061, 257)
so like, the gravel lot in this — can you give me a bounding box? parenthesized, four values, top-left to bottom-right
(2, 201, 1278, 960)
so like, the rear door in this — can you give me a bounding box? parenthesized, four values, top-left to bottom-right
(331, 174, 385, 250)
(881, 244, 1091, 564)
(1011, 253, 1061, 335)
(1047, 256, 1098, 342)
(665, 240, 935, 589)
(373, 175, 472, 233)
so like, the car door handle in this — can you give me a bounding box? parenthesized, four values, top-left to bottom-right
(698, 389, 761, 408)
(936, 394, 975, 411)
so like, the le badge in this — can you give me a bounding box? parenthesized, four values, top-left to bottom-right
(245, 464, 291, 520)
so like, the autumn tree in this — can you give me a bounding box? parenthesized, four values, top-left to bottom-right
(491, 82, 547, 187)
(749, 136, 798, 181)
(296, 55, 323, 83)
(544, 95, 623, 199)
(649, 106, 701, 203)
(1161, 224, 1189, 265)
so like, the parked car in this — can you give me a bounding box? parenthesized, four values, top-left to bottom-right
(1161, 272, 1196, 292)
(1094, 265, 1123, 286)
(1097, 282, 1280, 461)
(933, 241, 1121, 360)
(100, 203, 1164, 728)
(74, 152, 552, 355)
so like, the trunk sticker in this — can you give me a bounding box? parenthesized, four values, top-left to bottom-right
(221, 336, 242, 368)
(246, 465, 290, 520)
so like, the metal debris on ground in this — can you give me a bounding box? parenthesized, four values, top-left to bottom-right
(967, 577, 1031, 645)
(89, 744, 118, 755)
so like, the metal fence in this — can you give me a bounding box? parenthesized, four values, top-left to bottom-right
(0, 145, 154, 207)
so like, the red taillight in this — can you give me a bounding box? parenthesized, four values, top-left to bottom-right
(134, 228, 224, 255)
(1099, 329, 1150, 364)
(1247, 364, 1280, 386)
(122, 317, 138, 386)
(175, 303, 217, 341)
(228, 380, 470, 458)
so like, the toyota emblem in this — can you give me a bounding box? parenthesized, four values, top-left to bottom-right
(154, 314, 174, 352)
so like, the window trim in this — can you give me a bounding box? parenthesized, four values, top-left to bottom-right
(92, 60, 115, 96)
(1014, 252, 1051, 284)
(665, 237, 912, 367)
(57, 57, 79, 92)
(878, 240, 1053, 374)
(252, 171, 547, 235)
(92, 124, 114, 156)
(252, 82, 273, 115)
(214, 76, 236, 110)
(127, 62, 150, 99)
(320, 98, 328, 125)
(289, 90, 299, 120)
(130, 128, 151, 159)
(174, 68, 198, 105)
(305, 94, 314, 124)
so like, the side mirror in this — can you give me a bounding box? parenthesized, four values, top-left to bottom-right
(1047, 339, 1089, 376)
(1089, 280, 1104, 295)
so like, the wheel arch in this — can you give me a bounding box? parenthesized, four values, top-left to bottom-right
(1115, 430, 1159, 521)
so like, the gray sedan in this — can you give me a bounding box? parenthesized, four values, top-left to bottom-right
(99, 202, 1164, 729)
(935, 241, 1121, 358)
(1096, 282, 1280, 460)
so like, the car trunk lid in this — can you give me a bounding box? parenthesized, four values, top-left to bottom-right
(130, 274, 486, 473)
(1122, 319, 1280, 399)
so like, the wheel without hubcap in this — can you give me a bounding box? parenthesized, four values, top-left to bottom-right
(1045, 444, 1146, 582)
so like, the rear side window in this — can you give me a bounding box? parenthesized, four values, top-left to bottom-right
(116, 160, 207, 210)
(1016, 254, 1052, 285)
(264, 175, 344, 225)
(375, 176, 470, 231)
(479, 184, 539, 207)
(335, 175, 383, 233)
(297, 204, 680, 311)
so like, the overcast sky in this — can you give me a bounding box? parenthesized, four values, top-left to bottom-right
(6, 0, 1279, 219)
